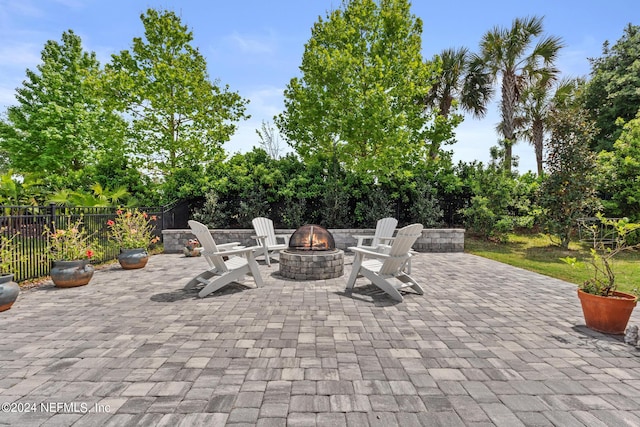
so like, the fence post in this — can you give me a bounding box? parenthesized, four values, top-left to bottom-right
(49, 202, 57, 231)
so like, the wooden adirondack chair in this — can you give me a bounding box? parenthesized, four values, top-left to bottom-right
(185, 220, 264, 298)
(352, 217, 398, 249)
(346, 223, 423, 302)
(251, 217, 290, 266)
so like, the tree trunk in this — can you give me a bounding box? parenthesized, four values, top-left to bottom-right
(501, 72, 518, 172)
(532, 118, 544, 176)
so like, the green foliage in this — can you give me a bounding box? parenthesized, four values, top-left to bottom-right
(0, 229, 22, 274)
(0, 30, 126, 184)
(408, 181, 443, 228)
(107, 208, 159, 249)
(598, 112, 640, 221)
(561, 215, 640, 296)
(280, 196, 307, 229)
(321, 180, 351, 229)
(458, 161, 531, 240)
(354, 187, 394, 227)
(44, 217, 98, 261)
(104, 8, 249, 177)
(583, 24, 640, 152)
(538, 107, 600, 249)
(0, 171, 43, 206)
(48, 184, 130, 207)
(276, 0, 444, 183)
(237, 186, 271, 229)
(191, 191, 228, 228)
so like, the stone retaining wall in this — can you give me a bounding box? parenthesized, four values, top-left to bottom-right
(162, 228, 464, 254)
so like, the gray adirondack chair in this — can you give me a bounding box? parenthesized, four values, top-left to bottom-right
(346, 223, 423, 302)
(185, 220, 263, 298)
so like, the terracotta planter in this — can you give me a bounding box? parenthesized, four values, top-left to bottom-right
(118, 248, 149, 270)
(0, 273, 20, 312)
(51, 260, 94, 288)
(577, 288, 637, 334)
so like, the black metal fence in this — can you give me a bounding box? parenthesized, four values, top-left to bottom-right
(0, 204, 170, 282)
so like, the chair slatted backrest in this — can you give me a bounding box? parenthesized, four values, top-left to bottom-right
(379, 223, 423, 276)
(252, 217, 278, 247)
(188, 220, 228, 273)
(372, 217, 398, 246)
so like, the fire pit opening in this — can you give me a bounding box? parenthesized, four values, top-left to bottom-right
(279, 224, 344, 280)
(288, 224, 335, 252)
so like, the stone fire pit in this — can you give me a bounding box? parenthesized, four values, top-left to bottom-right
(279, 224, 344, 280)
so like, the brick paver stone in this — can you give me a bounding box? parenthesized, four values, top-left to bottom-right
(2, 252, 640, 426)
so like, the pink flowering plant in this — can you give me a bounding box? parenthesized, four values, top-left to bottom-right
(107, 208, 160, 249)
(44, 218, 97, 261)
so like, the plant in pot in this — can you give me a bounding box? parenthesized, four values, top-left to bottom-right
(0, 229, 22, 311)
(562, 214, 640, 334)
(45, 218, 97, 288)
(107, 208, 159, 270)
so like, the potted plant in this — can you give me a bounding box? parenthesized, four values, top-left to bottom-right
(45, 218, 97, 288)
(0, 229, 21, 311)
(562, 214, 640, 334)
(107, 208, 159, 269)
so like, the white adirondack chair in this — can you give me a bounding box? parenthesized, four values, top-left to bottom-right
(185, 220, 264, 298)
(346, 223, 423, 302)
(352, 217, 398, 250)
(251, 217, 290, 266)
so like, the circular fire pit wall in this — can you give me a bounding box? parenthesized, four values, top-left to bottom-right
(279, 249, 344, 280)
(279, 224, 344, 280)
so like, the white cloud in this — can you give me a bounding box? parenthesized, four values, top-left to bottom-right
(223, 31, 276, 55)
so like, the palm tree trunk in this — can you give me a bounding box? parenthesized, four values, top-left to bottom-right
(532, 118, 544, 176)
(501, 72, 518, 172)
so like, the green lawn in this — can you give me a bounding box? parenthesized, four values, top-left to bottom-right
(465, 233, 640, 293)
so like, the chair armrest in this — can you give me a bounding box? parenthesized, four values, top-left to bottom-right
(275, 234, 290, 245)
(217, 242, 242, 251)
(378, 237, 395, 244)
(204, 246, 254, 258)
(348, 246, 390, 259)
(251, 235, 267, 246)
(352, 234, 374, 246)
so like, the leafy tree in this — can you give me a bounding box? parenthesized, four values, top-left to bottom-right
(472, 16, 563, 172)
(276, 0, 440, 183)
(583, 24, 640, 152)
(598, 113, 640, 221)
(105, 8, 249, 177)
(538, 107, 600, 249)
(0, 30, 125, 183)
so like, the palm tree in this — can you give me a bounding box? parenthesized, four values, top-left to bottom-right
(423, 47, 493, 158)
(424, 47, 492, 119)
(517, 71, 574, 176)
(476, 16, 563, 172)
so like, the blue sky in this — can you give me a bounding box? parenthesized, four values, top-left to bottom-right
(1, 0, 638, 173)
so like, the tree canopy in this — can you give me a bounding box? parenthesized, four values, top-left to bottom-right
(104, 9, 249, 177)
(276, 0, 443, 183)
(583, 24, 640, 152)
(0, 30, 123, 184)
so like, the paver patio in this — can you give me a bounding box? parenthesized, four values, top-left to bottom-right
(2, 252, 640, 426)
